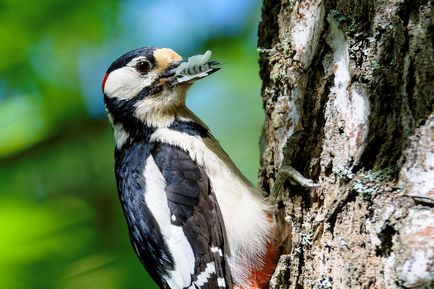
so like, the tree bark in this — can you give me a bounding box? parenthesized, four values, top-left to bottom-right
(257, 1, 433, 288)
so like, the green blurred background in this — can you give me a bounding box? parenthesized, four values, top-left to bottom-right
(0, 1, 263, 288)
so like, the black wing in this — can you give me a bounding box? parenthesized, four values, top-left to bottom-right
(115, 142, 174, 289)
(152, 142, 233, 289)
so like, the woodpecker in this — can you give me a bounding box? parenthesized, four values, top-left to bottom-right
(103, 47, 277, 289)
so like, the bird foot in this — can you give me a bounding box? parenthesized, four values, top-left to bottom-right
(270, 165, 319, 197)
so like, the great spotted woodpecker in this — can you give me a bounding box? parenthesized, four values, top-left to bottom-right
(102, 47, 278, 289)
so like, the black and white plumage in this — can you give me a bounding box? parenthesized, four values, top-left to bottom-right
(103, 47, 273, 289)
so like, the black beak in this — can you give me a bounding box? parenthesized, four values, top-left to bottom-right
(160, 61, 182, 79)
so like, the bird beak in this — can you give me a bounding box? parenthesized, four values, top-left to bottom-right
(160, 50, 220, 85)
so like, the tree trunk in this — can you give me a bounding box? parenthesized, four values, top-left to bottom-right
(257, 1, 433, 288)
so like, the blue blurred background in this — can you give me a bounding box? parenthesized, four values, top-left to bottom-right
(0, 1, 263, 288)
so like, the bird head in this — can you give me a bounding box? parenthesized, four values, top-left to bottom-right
(103, 47, 220, 128)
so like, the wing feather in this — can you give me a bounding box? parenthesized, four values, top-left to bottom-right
(152, 142, 233, 289)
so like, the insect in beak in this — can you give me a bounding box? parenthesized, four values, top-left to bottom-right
(160, 50, 221, 85)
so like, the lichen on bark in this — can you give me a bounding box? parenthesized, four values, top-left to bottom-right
(258, 0, 434, 288)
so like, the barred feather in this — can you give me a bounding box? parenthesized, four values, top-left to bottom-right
(176, 50, 220, 83)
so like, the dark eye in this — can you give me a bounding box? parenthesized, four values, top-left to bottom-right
(135, 60, 151, 74)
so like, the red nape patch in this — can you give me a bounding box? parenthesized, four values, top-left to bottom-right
(102, 73, 109, 93)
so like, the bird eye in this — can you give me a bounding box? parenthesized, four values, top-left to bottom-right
(135, 60, 151, 74)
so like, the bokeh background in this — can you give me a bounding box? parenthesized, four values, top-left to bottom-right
(0, 1, 264, 288)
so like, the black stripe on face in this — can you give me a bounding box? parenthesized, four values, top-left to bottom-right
(106, 47, 157, 74)
(168, 119, 211, 138)
(104, 87, 161, 145)
(104, 84, 163, 120)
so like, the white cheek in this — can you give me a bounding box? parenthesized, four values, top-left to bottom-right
(104, 67, 155, 100)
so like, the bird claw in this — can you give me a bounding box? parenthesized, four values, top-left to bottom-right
(270, 165, 319, 197)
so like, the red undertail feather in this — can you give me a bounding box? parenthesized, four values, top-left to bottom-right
(235, 242, 278, 289)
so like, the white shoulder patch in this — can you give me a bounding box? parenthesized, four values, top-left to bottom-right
(143, 155, 195, 288)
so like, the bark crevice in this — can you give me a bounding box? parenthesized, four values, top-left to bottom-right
(259, 1, 434, 288)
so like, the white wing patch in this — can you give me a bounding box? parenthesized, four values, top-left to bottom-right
(217, 277, 226, 288)
(188, 262, 216, 289)
(211, 247, 223, 257)
(143, 155, 195, 288)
